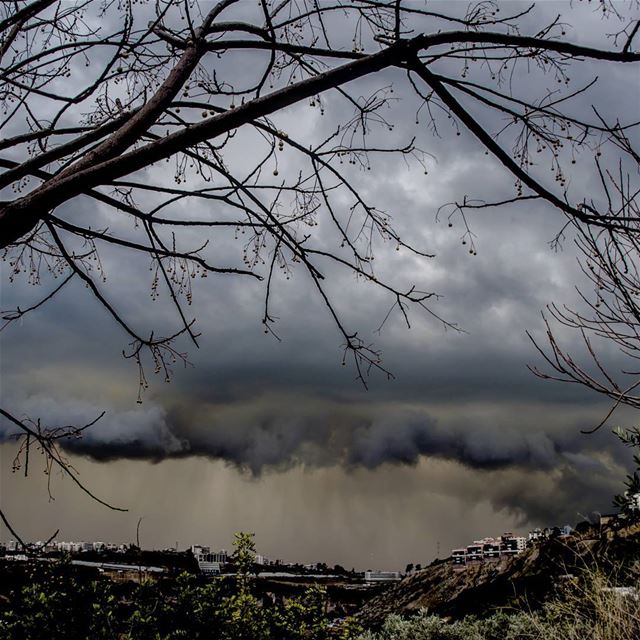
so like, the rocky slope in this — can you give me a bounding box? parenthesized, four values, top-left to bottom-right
(356, 524, 640, 628)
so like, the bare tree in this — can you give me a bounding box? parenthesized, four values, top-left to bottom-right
(1, 0, 640, 526)
(530, 211, 640, 419)
(531, 202, 640, 516)
(526, 71, 639, 415)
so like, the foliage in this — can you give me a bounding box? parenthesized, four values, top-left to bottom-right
(271, 584, 331, 640)
(232, 532, 258, 593)
(0, 560, 116, 640)
(0, 532, 361, 640)
(612, 427, 640, 520)
(2, 533, 639, 639)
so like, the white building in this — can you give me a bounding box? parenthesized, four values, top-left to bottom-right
(500, 533, 526, 556)
(451, 549, 466, 565)
(212, 550, 228, 563)
(197, 559, 221, 575)
(364, 570, 401, 583)
(626, 492, 640, 512)
(191, 544, 210, 556)
(528, 528, 544, 542)
(465, 544, 483, 562)
(191, 545, 222, 575)
(451, 532, 527, 565)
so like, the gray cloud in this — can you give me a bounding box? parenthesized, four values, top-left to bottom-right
(1, 396, 185, 460)
(3, 395, 630, 495)
(484, 461, 623, 527)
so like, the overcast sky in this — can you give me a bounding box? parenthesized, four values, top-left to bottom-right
(1, 0, 640, 570)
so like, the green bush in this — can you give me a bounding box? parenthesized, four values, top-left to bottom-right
(0, 533, 361, 640)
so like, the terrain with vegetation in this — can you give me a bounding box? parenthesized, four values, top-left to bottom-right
(1, 522, 638, 639)
(357, 521, 640, 628)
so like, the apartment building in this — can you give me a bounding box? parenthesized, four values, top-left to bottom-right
(451, 532, 526, 565)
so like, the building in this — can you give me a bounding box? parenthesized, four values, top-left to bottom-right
(528, 528, 544, 543)
(190, 545, 222, 575)
(482, 539, 501, 559)
(212, 550, 229, 563)
(451, 532, 527, 565)
(500, 533, 526, 556)
(191, 544, 210, 556)
(624, 492, 640, 513)
(190, 546, 228, 564)
(197, 559, 221, 575)
(364, 570, 401, 583)
(465, 544, 483, 562)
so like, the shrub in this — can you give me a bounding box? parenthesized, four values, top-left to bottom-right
(356, 567, 639, 640)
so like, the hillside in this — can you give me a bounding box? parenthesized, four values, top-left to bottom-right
(356, 524, 640, 628)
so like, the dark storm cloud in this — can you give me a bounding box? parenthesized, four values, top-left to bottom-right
(0, 396, 186, 460)
(485, 461, 623, 527)
(4, 391, 632, 532)
(2, 396, 627, 482)
(344, 411, 561, 470)
(171, 404, 571, 473)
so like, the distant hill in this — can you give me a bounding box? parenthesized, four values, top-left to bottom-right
(356, 523, 640, 628)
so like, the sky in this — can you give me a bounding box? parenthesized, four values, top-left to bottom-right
(1, 0, 640, 571)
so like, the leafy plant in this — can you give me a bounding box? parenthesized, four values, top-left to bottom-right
(613, 427, 640, 521)
(0, 532, 365, 639)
